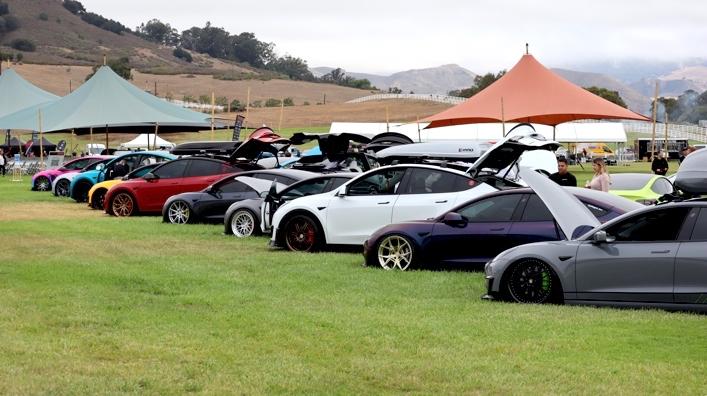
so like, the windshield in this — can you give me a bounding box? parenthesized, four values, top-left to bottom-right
(610, 174, 654, 190)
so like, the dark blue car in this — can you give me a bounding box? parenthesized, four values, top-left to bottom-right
(363, 187, 642, 270)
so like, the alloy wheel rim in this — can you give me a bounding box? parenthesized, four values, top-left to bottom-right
(377, 235, 413, 270)
(168, 201, 190, 224)
(95, 192, 105, 209)
(286, 218, 316, 251)
(232, 211, 254, 237)
(36, 177, 50, 191)
(508, 261, 553, 303)
(56, 180, 69, 196)
(112, 193, 134, 217)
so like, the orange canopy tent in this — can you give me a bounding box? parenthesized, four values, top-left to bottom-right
(424, 53, 650, 131)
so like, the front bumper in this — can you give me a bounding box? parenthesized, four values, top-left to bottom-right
(481, 275, 497, 300)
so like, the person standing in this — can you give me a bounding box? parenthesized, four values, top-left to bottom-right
(0, 148, 6, 176)
(586, 158, 610, 192)
(651, 151, 669, 175)
(549, 157, 577, 187)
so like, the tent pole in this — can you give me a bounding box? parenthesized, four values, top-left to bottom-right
(153, 123, 159, 150)
(38, 109, 44, 169)
(89, 127, 93, 155)
(105, 125, 109, 154)
(650, 81, 659, 161)
(553, 125, 556, 141)
(245, 87, 251, 131)
(278, 97, 284, 133)
(501, 97, 506, 137)
(664, 113, 669, 157)
(211, 92, 215, 140)
(416, 115, 421, 143)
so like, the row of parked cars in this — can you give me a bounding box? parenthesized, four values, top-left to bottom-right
(30, 126, 707, 312)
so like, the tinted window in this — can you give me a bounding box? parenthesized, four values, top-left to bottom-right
(84, 160, 108, 171)
(129, 164, 158, 179)
(348, 168, 406, 196)
(690, 208, 707, 241)
(521, 195, 554, 222)
(403, 169, 468, 194)
(651, 178, 674, 195)
(253, 173, 297, 185)
(153, 160, 188, 179)
(582, 201, 610, 218)
(458, 194, 522, 222)
(63, 158, 91, 170)
(605, 207, 690, 241)
(219, 179, 254, 193)
(186, 159, 231, 177)
(329, 177, 350, 191)
(282, 178, 330, 199)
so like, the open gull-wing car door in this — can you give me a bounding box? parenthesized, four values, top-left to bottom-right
(290, 132, 371, 161)
(230, 129, 290, 166)
(375, 141, 490, 165)
(519, 167, 600, 240)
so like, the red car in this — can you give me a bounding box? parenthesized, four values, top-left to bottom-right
(104, 157, 241, 217)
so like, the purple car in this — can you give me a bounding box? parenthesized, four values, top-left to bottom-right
(32, 156, 109, 191)
(363, 187, 643, 271)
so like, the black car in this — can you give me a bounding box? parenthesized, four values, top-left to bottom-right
(162, 169, 315, 224)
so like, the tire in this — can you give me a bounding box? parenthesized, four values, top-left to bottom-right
(73, 181, 91, 203)
(111, 192, 136, 217)
(506, 259, 558, 304)
(375, 234, 417, 271)
(166, 200, 192, 224)
(230, 209, 257, 237)
(283, 214, 322, 252)
(91, 189, 107, 210)
(35, 176, 50, 191)
(55, 179, 70, 197)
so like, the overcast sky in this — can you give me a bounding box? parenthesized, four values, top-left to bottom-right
(82, 0, 707, 75)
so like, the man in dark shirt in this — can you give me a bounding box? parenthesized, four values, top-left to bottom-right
(651, 152, 669, 175)
(549, 157, 577, 187)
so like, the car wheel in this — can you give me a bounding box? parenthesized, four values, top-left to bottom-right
(166, 200, 192, 224)
(111, 192, 136, 217)
(73, 181, 91, 203)
(283, 214, 321, 252)
(35, 176, 50, 191)
(230, 209, 257, 237)
(506, 259, 557, 304)
(55, 179, 70, 197)
(91, 189, 107, 210)
(376, 234, 416, 271)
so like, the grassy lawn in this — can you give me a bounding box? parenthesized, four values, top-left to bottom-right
(0, 168, 705, 394)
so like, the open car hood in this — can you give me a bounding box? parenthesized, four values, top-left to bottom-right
(468, 124, 560, 177)
(290, 132, 371, 161)
(376, 141, 490, 163)
(235, 176, 288, 194)
(519, 167, 600, 239)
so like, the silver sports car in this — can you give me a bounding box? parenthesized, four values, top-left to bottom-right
(483, 167, 707, 312)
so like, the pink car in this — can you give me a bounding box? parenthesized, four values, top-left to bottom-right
(31, 156, 109, 191)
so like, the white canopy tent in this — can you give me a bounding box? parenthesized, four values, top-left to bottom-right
(329, 121, 627, 143)
(119, 134, 175, 150)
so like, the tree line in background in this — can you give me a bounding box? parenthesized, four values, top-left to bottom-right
(656, 90, 707, 124)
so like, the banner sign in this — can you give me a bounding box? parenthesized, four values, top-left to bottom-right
(232, 115, 245, 141)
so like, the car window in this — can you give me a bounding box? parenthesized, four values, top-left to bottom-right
(458, 194, 523, 222)
(328, 177, 350, 191)
(129, 164, 158, 179)
(63, 158, 91, 170)
(219, 179, 254, 193)
(651, 178, 674, 195)
(186, 159, 231, 177)
(153, 160, 188, 179)
(403, 169, 469, 194)
(282, 178, 330, 199)
(605, 207, 690, 242)
(253, 173, 297, 185)
(348, 168, 407, 196)
(690, 208, 707, 241)
(581, 201, 610, 218)
(521, 194, 554, 222)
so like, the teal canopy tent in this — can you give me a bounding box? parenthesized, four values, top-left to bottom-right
(0, 69, 59, 118)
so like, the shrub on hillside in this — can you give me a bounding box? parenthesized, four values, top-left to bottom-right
(62, 0, 85, 15)
(11, 39, 36, 52)
(265, 98, 282, 107)
(172, 47, 192, 63)
(0, 2, 8, 16)
(283, 97, 294, 107)
(230, 99, 245, 112)
(0, 15, 19, 33)
(39, 12, 49, 21)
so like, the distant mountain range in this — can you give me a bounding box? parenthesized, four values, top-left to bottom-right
(313, 59, 707, 115)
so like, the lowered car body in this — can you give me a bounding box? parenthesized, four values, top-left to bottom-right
(31, 156, 109, 191)
(483, 167, 707, 312)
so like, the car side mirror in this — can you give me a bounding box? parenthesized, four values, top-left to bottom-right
(592, 230, 615, 244)
(95, 163, 105, 171)
(442, 212, 467, 227)
(336, 186, 347, 197)
(259, 190, 269, 198)
(143, 172, 158, 182)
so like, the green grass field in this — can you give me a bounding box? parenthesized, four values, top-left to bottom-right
(0, 164, 705, 394)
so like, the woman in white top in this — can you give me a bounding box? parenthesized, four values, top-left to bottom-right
(586, 158, 610, 192)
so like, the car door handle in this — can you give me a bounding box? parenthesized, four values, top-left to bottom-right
(490, 227, 505, 231)
(650, 250, 670, 254)
(377, 201, 390, 205)
(435, 200, 448, 203)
